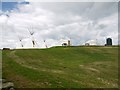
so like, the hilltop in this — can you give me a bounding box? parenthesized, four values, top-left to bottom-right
(2, 46, 118, 88)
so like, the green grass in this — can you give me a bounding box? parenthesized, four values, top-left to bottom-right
(0, 50, 2, 79)
(2, 46, 118, 88)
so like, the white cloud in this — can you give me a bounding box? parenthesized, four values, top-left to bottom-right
(0, 2, 118, 49)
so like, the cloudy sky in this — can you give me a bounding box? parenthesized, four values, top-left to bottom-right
(0, 1, 118, 48)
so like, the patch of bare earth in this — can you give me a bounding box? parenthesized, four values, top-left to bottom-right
(79, 64, 100, 73)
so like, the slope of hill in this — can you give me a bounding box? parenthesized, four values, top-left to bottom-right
(2, 46, 118, 88)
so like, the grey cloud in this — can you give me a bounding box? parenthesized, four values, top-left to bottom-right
(96, 24, 107, 30)
(83, 2, 118, 20)
(36, 2, 118, 20)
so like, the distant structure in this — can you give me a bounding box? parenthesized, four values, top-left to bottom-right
(18, 36, 24, 47)
(3, 48, 10, 50)
(62, 43, 68, 46)
(62, 40, 71, 46)
(85, 43, 90, 46)
(68, 40, 71, 46)
(27, 26, 38, 47)
(44, 40, 48, 48)
(85, 40, 97, 46)
(105, 38, 112, 46)
(19, 39, 24, 47)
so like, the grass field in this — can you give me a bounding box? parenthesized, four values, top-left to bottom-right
(2, 46, 118, 88)
(0, 51, 2, 88)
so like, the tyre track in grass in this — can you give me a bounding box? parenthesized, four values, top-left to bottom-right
(8, 50, 66, 74)
(6, 50, 57, 88)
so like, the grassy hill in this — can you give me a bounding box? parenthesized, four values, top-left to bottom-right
(2, 46, 118, 88)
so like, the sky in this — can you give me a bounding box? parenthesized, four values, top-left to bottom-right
(0, 1, 119, 49)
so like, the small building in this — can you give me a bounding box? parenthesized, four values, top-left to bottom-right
(85, 40, 97, 46)
(106, 38, 112, 46)
(61, 40, 71, 46)
(62, 43, 68, 46)
(3, 48, 10, 50)
(85, 43, 90, 46)
(68, 40, 71, 46)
